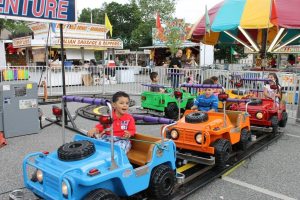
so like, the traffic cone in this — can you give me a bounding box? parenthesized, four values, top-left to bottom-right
(0, 132, 7, 148)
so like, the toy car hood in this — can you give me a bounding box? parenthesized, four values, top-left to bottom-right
(34, 135, 131, 183)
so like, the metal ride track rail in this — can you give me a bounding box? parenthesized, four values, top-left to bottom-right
(8, 132, 282, 200)
(169, 132, 283, 200)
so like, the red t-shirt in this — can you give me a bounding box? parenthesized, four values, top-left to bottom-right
(95, 111, 136, 137)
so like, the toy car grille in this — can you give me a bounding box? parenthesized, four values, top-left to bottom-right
(184, 130, 198, 143)
(44, 173, 59, 194)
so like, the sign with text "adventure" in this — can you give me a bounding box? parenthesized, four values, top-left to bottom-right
(0, 0, 76, 23)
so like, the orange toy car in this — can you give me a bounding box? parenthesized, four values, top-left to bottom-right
(164, 98, 251, 167)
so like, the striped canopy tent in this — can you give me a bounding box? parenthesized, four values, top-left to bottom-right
(189, 0, 300, 54)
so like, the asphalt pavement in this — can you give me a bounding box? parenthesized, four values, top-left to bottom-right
(0, 100, 299, 200)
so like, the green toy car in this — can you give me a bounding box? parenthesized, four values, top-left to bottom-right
(141, 84, 196, 119)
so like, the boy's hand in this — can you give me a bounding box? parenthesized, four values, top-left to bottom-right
(191, 105, 197, 110)
(87, 128, 99, 138)
(123, 131, 131, 138)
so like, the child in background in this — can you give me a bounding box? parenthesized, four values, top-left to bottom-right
(150, 72, 165, 93)
(211, 76, 219, 84)
(87, 91, 136, 153)
(191, 79, 219, 112)
(264, 73, 281, 104)
(184, 71, 196, 94)
(210, 76, 221, 94)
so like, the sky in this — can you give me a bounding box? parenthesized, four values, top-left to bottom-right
(77, 0, 223, 24)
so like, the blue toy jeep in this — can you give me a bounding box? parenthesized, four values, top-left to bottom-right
(23, 96, 182, 200)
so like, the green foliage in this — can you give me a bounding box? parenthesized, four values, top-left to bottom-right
(136, 0, 176, 21)
(214, 44, 247, 63)
(78, 8, 103, 24)
(164, 18, 185, 55)
(131, 20, 154, 49)
(77, 0, 176, 50)
(0, 19, 31, 38)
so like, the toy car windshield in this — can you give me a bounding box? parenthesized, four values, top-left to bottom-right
(142, 83, 172, 88)
(180, 83, 224, 89)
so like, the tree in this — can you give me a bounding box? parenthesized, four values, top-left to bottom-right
(78, 2, 142, 49)
(0, 19, 5, 36)
(0, 20, 32, 38)
(131, 19, 154, 49)
(77, 0, 177, 50)
(136, 0, 176, 21)
(164, 18, 185, 55)
(78, 8, 103, 24)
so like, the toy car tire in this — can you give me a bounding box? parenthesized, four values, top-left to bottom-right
(84, 189, 119, 200)
(212, 139, 232, 168)
(57, 140, 95, 161)
(271, 116, 279, 136)
(248, 98, 262, 105)
(148, 165, 175, 198)
(237, 128, 250, 151)
(165, 103, 179, 119)
(278, 111, 288, 127)
(185, 100, 194, 110)
(185, 112, 208, 123)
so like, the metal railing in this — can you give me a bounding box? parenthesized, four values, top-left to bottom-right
(1, 65, 299, 119)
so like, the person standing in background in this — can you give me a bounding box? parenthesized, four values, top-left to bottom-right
(169, 49, 183, 89)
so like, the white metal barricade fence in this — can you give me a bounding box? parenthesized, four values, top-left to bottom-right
(1, 65, 299, 120)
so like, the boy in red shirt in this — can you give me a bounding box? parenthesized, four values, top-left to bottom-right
(87, 91, 136, 153)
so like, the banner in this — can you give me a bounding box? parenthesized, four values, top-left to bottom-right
(152, 18, 192, 46)
(28, 22, 107, 39)
(52, 38, 123, 49)
(0, 0, 76, 23)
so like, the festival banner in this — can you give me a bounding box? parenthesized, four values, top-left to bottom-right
(0, 0, 76, 23)
(52, 38, 123, 49)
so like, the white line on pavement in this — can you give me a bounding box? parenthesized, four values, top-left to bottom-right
(286, 134, 300, 139)
(222, 176, 297, 200)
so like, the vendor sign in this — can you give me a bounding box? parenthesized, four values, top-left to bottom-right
(13, 36, 32, 48)
(28, 22, 107, 39)
(0, 0, 76, 23)
(52, 38, 123, 49)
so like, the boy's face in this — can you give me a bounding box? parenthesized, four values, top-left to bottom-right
(204, 88, 214, 97)
(152, 76, 158, 83)
(112, 96, 129, 116)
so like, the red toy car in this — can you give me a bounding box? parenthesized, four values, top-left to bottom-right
(229, 97, 287, 135)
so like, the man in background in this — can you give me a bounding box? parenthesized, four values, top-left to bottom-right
(169, 49, 183, 89)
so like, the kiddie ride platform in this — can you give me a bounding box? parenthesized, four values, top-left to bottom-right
(9, 95, 283, 200)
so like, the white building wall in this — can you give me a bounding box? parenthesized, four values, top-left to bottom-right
(0, 41, 7, 67)
(199, 43, 214, 66)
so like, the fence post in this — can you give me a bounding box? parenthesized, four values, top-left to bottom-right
(296, 76, 300, 123)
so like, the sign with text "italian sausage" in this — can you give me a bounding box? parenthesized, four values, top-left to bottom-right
(0, 0, 76, 23)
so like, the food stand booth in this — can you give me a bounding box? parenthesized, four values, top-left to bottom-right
(11, 22, 123, 86)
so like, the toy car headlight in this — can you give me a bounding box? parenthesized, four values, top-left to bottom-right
(170, 129, 179, 140)
(36, 170, 43, 183)
(62, 181, 69, 197)
(195, 133, 202, 144)
(256, 112, 263, 119)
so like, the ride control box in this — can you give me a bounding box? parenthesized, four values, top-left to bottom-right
(0, 81, 39, 138)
